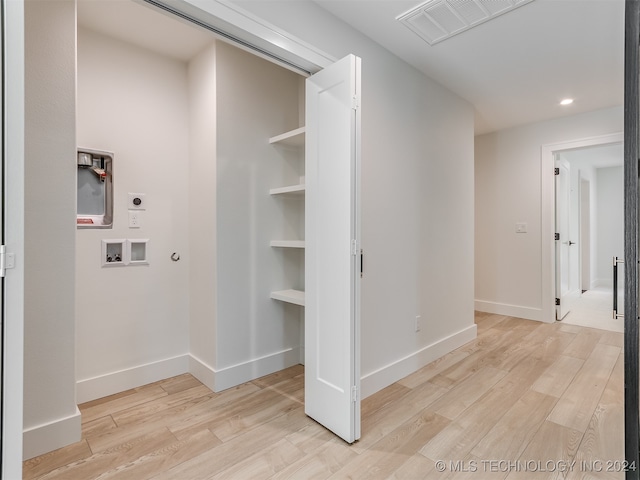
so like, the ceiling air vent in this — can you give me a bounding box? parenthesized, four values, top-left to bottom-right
(397, 0, 534, 45)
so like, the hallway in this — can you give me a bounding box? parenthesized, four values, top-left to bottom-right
(562, 287, 623, 333)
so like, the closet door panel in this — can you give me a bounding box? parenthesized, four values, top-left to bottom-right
(305, 54, 361, 444)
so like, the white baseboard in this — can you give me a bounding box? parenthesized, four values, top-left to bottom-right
(204, 347, 301, 392)
(474, 299, 543, 321)
(594, 278, 612, 288)
(188, 354, 216, 392)
(360, 324, 477, 399)
(76, 354, 190, 404)
(76, 348, 302, 405)
(23, 407, 82, 460)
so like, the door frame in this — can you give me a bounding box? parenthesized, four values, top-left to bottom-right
(2, 0, 25, 476)
(139, 0, 335, 75)
(579, 177, 591, 292)
(541, 132, 623, 323)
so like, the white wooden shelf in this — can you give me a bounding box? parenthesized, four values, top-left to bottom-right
(269, 127, 305, 146)
(270, 184, 305, 196)
(270, 240, 305, 248)
(271, 289, 305, 306)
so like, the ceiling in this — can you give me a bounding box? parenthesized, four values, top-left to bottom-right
(313, 0, 624, 134)
(77, 0, 213, 62)
(77, 0, 624, 135)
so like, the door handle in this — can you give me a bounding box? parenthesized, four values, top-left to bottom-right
(613, 256, 624, 319)
(568, 241, 576, 246)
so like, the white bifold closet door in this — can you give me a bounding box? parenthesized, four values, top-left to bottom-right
(304, 54, 362, 444)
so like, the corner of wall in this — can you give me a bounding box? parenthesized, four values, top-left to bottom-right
(22, 408, 82, 461)
(24, 0, 79, 459)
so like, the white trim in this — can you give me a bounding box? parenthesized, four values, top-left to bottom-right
(541, 132, 623, 323)
(188, 354, 217, 392)
(360, 324, 477, 399)
(210, 348, 301, 392)
(76, 354, 190, 403)
(474, 300, 544, 322)
(3, 0, 25, 475)
(141, 0, 335, 74)
(23, 407, 81, 460)
(76, 349, 303, 403)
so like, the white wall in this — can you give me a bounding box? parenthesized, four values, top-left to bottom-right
(228, 0, 477, 395)
(188, 41, 305, 390)
(475, 106, 622, 320)
(187, 43, 218, 384)
(75, 28, 191, 402)
(214, 42, 304, 385)
(596, 166, 624, 286)
(24, 0, 80, 459)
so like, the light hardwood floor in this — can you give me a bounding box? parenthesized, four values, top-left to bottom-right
(23, 313, 625, 479)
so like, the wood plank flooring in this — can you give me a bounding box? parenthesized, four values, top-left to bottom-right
(23, 313, 626, 479)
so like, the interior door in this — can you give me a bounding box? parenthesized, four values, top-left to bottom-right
(555, 157, 578, 319)
(305, 54, 361, 443)
(624, 0, 640, 474)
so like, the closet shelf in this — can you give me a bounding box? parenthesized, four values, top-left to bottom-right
(269, 127, 305, 146)
(270, 240, 305, 249)
(271, 289, 305, 306)
(270, 184, 305, 196)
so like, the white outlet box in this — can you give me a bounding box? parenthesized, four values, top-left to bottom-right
(129, 211, 141, 228)
(127, 239, 149, 265)
(516, 222, 527, 233)
(102, 239, 126, 267)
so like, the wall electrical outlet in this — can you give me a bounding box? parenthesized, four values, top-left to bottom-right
(129, 211, 141, 228)
(128, 193, 146, 210)
(415, 315, 421, 332)
(516, 222, 527, 233)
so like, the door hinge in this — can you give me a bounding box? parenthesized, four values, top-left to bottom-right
(554, 167, 560, 175)
(351, 239, 358, 256)
(360, 249, 364, 278)
(555, 233, 560, 241)
(555, 298, 560, 306)
(351, 385, 358, 402)
(351, 95, 360, 110)
(0, 245, 15, 278)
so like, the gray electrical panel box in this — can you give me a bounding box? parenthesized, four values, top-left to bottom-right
(77, 148, 113, 229)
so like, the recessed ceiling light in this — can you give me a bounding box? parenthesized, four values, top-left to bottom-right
(560, 98, 574, 106)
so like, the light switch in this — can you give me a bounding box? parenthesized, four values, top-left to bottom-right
(516, 222, 527, 233)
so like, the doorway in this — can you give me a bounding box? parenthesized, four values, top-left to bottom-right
(76, 0, 361, 444)
(541, 132, 623, 324)
(553, 142, 624, 332)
